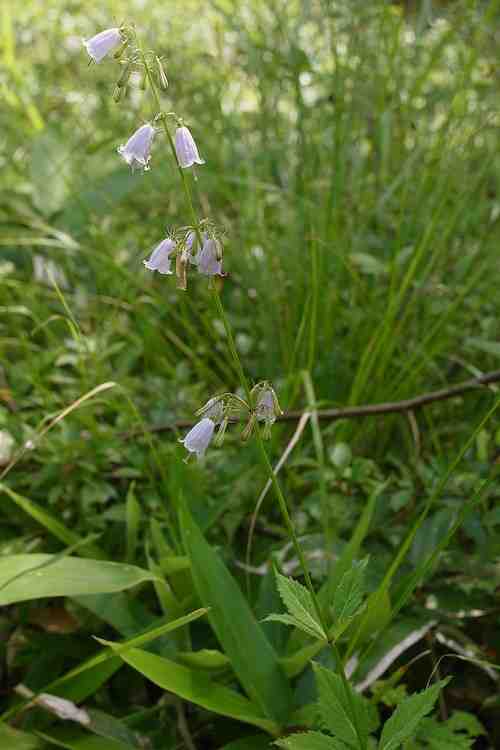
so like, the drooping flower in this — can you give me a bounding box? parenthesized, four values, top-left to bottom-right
(143, 238, 176, 274)
(118, 123, 155, 171)
(83, 28, 122, 64)
(181, 418, 215, 459)
(175, 126, 205, 168)
(253, 383, 282, 438)
(196, 237, 223, 276)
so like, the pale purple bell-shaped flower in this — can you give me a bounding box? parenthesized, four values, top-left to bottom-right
(256, 389, 275, 423)
(175, 126, 205, 168)
(143, 238, 176, 275)
(83, 28, 122, 63)
(196, 238, 223, 276)
(181, 418, 215, 459)
(118, 123, 156, 171)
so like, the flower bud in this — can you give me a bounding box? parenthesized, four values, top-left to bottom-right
(116, 62, 132, 88)
(118, 123, 156, 171)
(175, 126, 205, 169)
(253, 383, 282, 438)
(83, 28, 122, 64)
(156, 56, 169, 90)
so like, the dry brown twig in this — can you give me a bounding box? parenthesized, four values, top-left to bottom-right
(124, 368, 500, 438)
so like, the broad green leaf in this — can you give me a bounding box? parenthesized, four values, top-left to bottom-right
(0, 555, 158, 605)
(379, 679, 450, 750)
(180, 504, 292, 726)
(275, 731, 347, 749)
(314, 664, 371, 749)
(264, 573, 326, 641)
(45, 609, 206, 698)
(416, 716, 476, 750)
(0, 723, 41, 749)
(331, 560, 367, 632)
(104, 644, 278, 735)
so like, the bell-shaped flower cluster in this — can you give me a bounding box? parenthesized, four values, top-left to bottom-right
(143, 224, 224, 287)
(180, 384, 282, 460)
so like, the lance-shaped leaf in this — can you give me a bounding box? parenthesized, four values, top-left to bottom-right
(314, 664, 376, 749)
(378, 679, 450, 750)
(0, 555, 158, 605)
(179, 504, 292, 726)
(330, 559, 367, 638)
(102, 644, 278, 735)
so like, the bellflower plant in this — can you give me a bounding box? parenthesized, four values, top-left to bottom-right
(83, 27, 123, 63)
(79, 22, 382, 750)
(143, 237, 176, 274)
(175, 125, 205, 168)
(118, 123, 156, 170)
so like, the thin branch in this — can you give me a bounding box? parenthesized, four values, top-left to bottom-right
(124, 368, 500, 437)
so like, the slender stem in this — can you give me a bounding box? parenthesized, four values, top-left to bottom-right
(136, 38, 203, 247)
(253, 426, 366, 750)
(212, 289, 252, 402)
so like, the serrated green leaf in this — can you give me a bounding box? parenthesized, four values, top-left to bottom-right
(314, 664, 371, 749)
(379, 679, 450, 750)
(264, 613, 325, 641)
(331, 560, 367, 632)
(413, 711, 486, 750)
(275, 731, 348, 749)
(445, 711, 485, 737)
(271, 572, 327, 641)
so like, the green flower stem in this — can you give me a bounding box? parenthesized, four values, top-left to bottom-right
(136, 30, 365, 750)
(136, 37, 203, 246)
